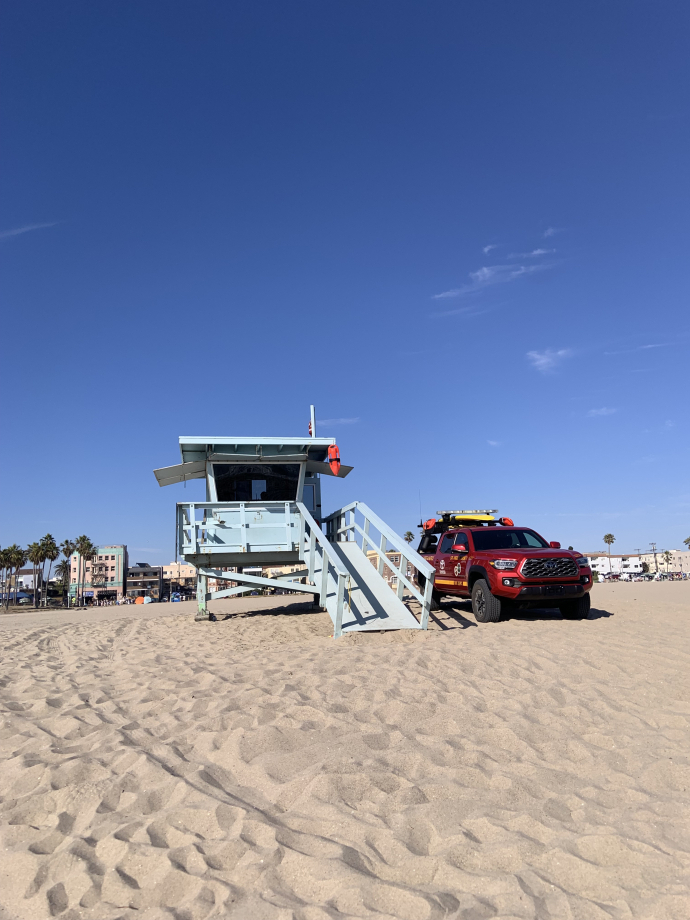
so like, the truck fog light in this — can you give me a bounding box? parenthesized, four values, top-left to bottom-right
(502, 578, 516, 587)
(580, 575, 590, 584)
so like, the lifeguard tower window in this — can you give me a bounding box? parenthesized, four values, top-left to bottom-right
(214, 464, 300, 502)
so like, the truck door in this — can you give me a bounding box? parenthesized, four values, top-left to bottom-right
(436, 530, 462, 595)
(450, 531, 470, 595)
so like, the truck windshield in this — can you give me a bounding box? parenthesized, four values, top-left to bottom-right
(471, 529, 549, 550)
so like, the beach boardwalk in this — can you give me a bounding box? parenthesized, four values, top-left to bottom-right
(153, 412, 435, 636)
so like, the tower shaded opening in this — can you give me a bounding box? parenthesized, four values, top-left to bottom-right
(214, 464, 300, 502)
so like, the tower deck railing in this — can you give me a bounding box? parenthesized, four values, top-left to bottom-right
(177, 500, 300, 556)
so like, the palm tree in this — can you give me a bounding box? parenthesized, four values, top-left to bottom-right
(74, 535, 97, 606)
(684, 536, 690, 551)
(59, 539, 76, 606)
(403, 531, 414, 544)
(0, 548, 9, 605)
(4, 545, 27, 609)
(603, 533, 615, 576)
(27, 542, 43, 608)
(662, 550, 673, 573)
(14, 546, 28, 605)
(40, 535, 59, 606)
(54, 559, 71, 603)
(74, 535, 89, 606)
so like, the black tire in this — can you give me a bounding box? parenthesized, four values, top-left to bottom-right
(430, 589, 443, 611)
(471, 579, 503, 623)
(559, 594, 591, 619)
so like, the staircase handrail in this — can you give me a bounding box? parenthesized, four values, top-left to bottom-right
(357, 502, 435, 578)
(297, 502, 348, 636)
(323, 502, 434, 577)
(296, 503, 348, 578)
(324, 501, 435, 628)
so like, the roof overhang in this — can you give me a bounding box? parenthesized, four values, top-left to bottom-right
(154, 460, 206, 487)
(154, 436, 353, 486)
(178, 436, 337, 464)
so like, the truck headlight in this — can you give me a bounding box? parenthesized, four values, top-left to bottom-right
(492, 559, 518, 570)
(575, 556, 589, 567)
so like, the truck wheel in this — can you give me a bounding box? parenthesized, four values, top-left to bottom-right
(559, 595, 591, 619)
(430, 589, 442, 610)
(471, 579, 502, 623)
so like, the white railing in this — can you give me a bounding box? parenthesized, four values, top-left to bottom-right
(324, 501, 435, 629)
(296, 502, 349, 637)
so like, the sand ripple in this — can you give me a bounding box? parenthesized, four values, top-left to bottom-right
(1, 585, 689, 919)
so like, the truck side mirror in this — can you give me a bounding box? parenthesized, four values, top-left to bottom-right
(451, 544, 468, 555)
(550, 541, 561, 549)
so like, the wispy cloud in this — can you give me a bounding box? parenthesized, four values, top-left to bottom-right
(526, 348, 571, 372)
(508, 248, 555, 258)
(0, 221, 58, 240)
(604, 343, 667, 356)
(318, 417, 359, 426)
(482, 243, 498, 254)
(543, 227, 563, 238)
(433, 261, 550, 299)
(487, 440, 501, 447)
(587, 407, 617, 417)
(432, 305, 490, 318)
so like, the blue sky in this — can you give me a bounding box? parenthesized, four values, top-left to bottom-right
(1, 0, 688, 562)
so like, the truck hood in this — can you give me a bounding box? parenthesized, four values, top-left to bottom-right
(473, 549, 577, 560)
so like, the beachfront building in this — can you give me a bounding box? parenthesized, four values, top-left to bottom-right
(265, 563, 307, 577)
(162, 561, 197, 597)
(163, 561, 196, 582)
(638, 549, 690, 574)
(366, 549, 414, 589)
(585, 554, 643, 577)
(70, 545, 128, 602)
(15, 569, 39, 590)
(127, 563, 163, 601)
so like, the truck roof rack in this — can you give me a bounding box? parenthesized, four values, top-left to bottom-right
(419, 510, 514, 533)
(436, 510, 498, 516)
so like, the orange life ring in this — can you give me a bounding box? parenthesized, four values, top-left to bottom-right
(327, 444, 341, 476)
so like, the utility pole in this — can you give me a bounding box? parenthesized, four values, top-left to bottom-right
(634, 549, 642, 575)
(649, 542, 658, 573)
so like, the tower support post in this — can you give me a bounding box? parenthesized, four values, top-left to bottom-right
(195, 572, 209, 620)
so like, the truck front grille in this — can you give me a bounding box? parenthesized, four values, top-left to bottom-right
(521, 557, 579, 579)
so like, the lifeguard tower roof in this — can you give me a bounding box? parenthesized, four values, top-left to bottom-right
(178, 436, 336, 464)
(155, 435, 352, 488)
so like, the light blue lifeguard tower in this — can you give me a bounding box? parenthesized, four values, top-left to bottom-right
(153, 408, 435, 636)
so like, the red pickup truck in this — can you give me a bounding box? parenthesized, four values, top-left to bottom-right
(417, 511, 592, 622)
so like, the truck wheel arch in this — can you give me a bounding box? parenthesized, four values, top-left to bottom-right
(468, 566, 490, 590)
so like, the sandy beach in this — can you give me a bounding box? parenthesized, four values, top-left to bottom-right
(1, 583, 688, 919)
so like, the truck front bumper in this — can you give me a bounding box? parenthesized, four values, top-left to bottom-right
(517, 583, 585, 598)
